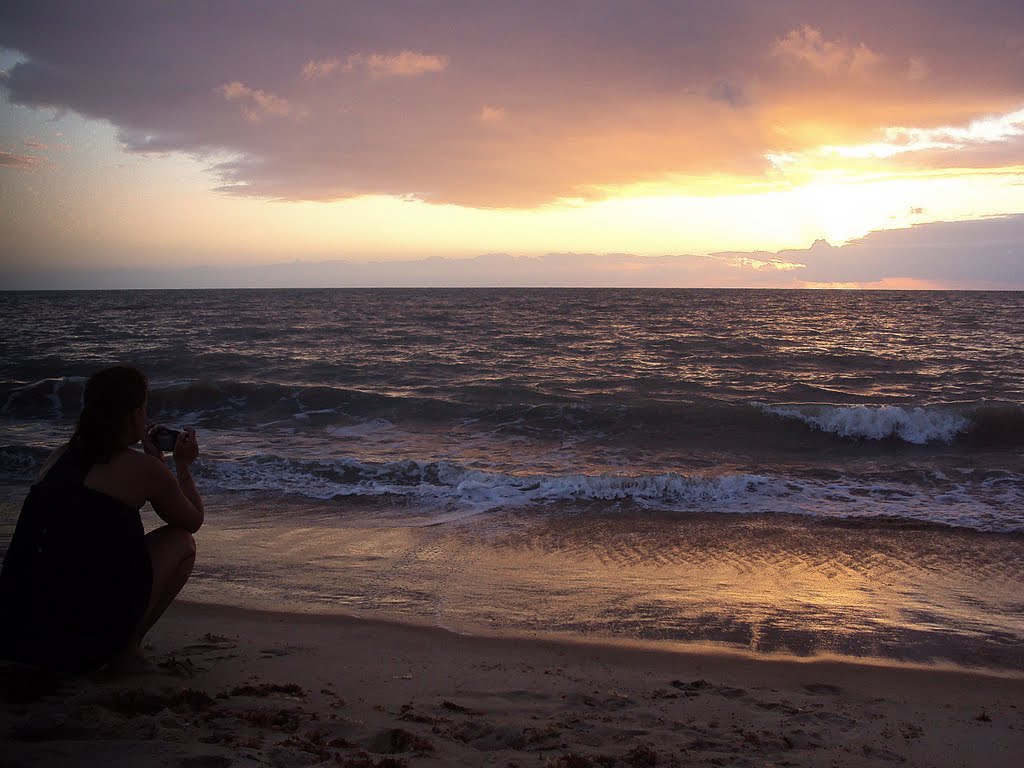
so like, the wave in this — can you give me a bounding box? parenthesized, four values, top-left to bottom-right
(757, 402, 1024, 446)
(190, 453, 1024, 533)
(758, 403, 969, 444)
(3, 378, 1022, 453)
(0, 377, 87, 420)
(1, 439, 1020, 532)
(195, 453, 769, 509)
(0, 377, 443, 424)
(0, 444, 52, 481)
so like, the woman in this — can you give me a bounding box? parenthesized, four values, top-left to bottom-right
(0, 365, 204, 675)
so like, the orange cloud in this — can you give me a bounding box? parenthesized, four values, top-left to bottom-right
(0, 150, 41, 169)
(302, 57, 342, 79)
(478, 105, 506, 122)
(303, 51, 448, 80)
(218, 81, 292, 121)
(772, 25, 883, 76)
(363, 51, 448, 77)
(907, 57, 930, 81)
(799, 277, 948, 290)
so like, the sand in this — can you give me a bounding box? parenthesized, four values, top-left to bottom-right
(2, 600, 1022, 768)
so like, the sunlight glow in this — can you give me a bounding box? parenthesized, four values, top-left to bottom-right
(769, 106, 1024, 162)
(3, 85, 1023, 275)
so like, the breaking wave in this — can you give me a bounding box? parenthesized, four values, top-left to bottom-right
(758, 403, 970, 444)
(195, 453, 768, 510)
(758, 402, 1024, 446)
(183, 452, 1024, 533)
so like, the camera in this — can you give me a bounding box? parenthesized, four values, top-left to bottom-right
(151, 427, 181, 453)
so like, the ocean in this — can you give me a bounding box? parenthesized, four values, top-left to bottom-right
(1, 288, 1022, 671)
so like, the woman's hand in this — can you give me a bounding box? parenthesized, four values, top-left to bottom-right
(142, 425, 163, 459)
(173, 427, 199, 467)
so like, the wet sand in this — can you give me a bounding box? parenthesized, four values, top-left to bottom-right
(181, 501, 1024, 671)
(3, 600, 1023, 767)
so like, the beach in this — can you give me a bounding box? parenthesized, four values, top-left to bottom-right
(3, 600, 1023, 767)
(3, 0, 1024, 758)
(2, 288, 1023, 765)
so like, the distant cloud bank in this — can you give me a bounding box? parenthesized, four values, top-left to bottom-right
(3, 215, 1021, 290)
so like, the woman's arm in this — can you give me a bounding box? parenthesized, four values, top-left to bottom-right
(145, 428, 204, 533)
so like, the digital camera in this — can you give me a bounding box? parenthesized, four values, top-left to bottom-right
(152, 427, 181, 453)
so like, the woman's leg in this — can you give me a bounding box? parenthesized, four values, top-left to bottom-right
(109, 525, 195, 670)
(138, 525, 197, 639)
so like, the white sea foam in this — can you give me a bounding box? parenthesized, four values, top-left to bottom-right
(196, 453, 768, 512)
(191, 452, 1024, 533)
(759, 403, 970, 444)
(448, 468, 769, 509)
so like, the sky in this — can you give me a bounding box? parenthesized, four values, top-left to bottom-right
(1, 0, 1023, 289)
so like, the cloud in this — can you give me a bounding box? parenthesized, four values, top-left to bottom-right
(707, 79, 749, 108)
(725, 256, 805, 271)
(0, 150, 40, 169)
(478, 105, 506, 122)
(218, 81, 292, 121)
(302, 57, 342, 80)
(790, 215, 1024, 287)
(763, 105, 1024, 173)
(302, 51, 447, 80)
(885, 107, 1024, 149)
(907, 57, 930, 81)
(361, 51, 448, 77)
(771, 25, 883, 75)
(0, 250, 813, 289)
(3, 214, 1022, 289)
(1, 1, 1022, 208)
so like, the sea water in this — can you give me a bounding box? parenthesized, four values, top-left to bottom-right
(1, 289, 1022, 670)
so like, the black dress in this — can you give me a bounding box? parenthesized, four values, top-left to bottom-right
(0, 447, 153, 674)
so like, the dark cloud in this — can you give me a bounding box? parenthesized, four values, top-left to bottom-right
(1, 1, 1022, 207)
(707, 79, 750, 108)
(772, 215, 1024, 287)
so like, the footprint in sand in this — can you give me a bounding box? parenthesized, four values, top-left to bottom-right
(258, 645, 305, 658)
(183, 633, 239, 653)
(157, 655, 200, 677)
(802, 683, 843, 695)
(669, 679, 747, 699)
(226, 683, 306, 700)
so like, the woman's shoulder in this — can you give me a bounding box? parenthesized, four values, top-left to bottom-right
(87, 448, 169, 508)
(108, 447, 169, 478)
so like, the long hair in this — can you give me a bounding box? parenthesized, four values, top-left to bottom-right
(68, 366, 149, 464)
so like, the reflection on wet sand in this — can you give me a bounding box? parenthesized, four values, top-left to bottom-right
(182, 496, 1024, 672)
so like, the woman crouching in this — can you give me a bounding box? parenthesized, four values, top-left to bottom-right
(0, 365, 204, 675)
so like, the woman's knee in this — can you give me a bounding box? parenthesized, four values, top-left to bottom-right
(147, 525, 197, 567)
(175, 529, 197, 569)
(179, 529, 197, 559)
